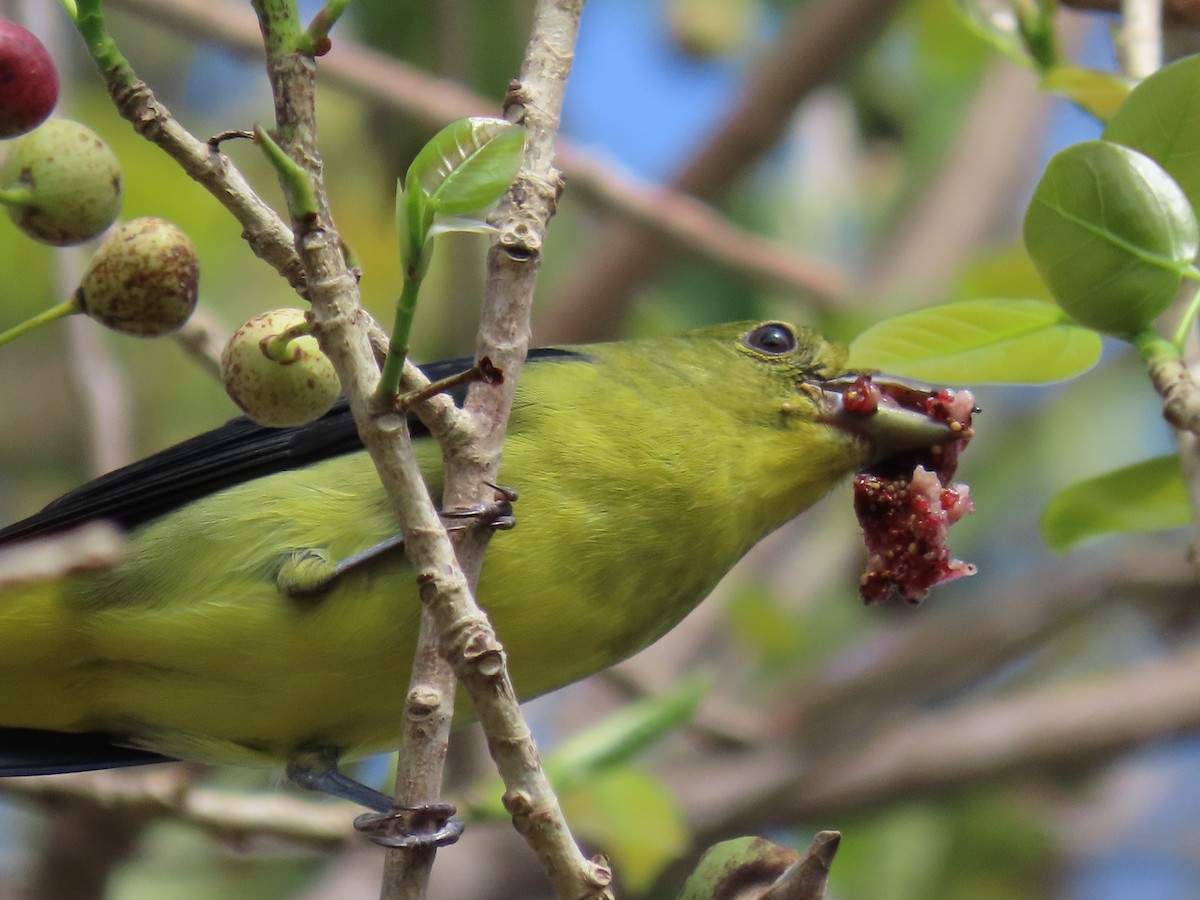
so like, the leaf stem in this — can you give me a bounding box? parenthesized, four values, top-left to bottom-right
(377, 275, 423, 402)
(73, 0, 134, 81)
(1172, 270, 1200, 348)
(1134, 328, 1177, 363)
(302, 0, 350, 55)
(0, 298, 81, 348)
(264, 317, 314, 362)
(0, 187, 33, 208)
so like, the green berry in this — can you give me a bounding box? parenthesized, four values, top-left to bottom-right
(77, 218, 199, 336)
(0, 118, 121, 245)
(221, 309, 341, 428)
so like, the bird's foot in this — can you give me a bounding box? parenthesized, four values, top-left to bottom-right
(354, 802, 465, 849)
(442, 482, 518, 533)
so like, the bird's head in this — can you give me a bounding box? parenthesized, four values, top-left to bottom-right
(686, 319, 976, 601)
(674, 320, 972, 476)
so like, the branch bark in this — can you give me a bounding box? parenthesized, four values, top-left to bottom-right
(382, 3, 612, 896)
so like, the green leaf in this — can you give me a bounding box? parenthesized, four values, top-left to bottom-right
(546, 673, 708, 791)
(1023, 140, 1199, 337)
(1104, 54, 1200, 212)
(561, 767, 688, 893)
(1042, 454, 1191, 552)
(395, 180, 433, 277)
(406, 116, 525, 217)
(846, 298, 1101, 383)
(727, 585, 803, 666)
(426, 216, 499, 238)
(1041, 66, 1133, 122)
(952, 0, 1030, 67)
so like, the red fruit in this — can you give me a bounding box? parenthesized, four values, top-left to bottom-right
(853, 386, 977, 605)
(841, 374, 881, 416)
(0, 20, 57, 140)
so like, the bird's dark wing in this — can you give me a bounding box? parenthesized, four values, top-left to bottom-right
(0, 727, 173, 774)
(0, 349, 582, 543)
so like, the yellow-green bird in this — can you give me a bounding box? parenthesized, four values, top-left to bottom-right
(0, 321, 959, 813)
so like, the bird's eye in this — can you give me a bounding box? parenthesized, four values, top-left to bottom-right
(743, 323, 796, 355)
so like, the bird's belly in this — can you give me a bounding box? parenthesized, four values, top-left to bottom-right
(0, 461, 745, 765)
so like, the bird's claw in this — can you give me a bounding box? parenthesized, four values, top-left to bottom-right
(353, 802, 465, 849)
(442, 482, 518, 532)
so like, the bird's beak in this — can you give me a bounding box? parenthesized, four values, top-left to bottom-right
(815, 374, 974, 467)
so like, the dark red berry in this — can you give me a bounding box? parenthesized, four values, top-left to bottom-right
(0, 20, 57, 139)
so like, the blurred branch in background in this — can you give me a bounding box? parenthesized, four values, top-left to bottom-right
(5, 1, 1200, 897)
(707, 640, 1200, 834)
(856, 57, 1051, 307)
(543, 0, 904, 340)
(103, 0, 848, 316)
(1062, 0, 1200, 27)
(0, 768, 350, 849)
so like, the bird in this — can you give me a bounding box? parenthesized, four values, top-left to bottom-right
(0, 320, 961, 815)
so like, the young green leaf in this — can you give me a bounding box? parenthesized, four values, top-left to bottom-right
(1041, 65, 1133, 122)
(395, 180, 433, 277)
(846, 298, 1101, 383)
(1042, 454, 1190, 553)
(953, 0, 1030, 66)
(406, 116, 525, 217)
(545, 673, 709, 788)
(1104, 54, 1200, 212)
(1024, 140, 1199, 337)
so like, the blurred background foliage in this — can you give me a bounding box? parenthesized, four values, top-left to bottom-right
(0, 0, 1198, 898)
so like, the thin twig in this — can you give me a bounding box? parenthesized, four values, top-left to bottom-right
(71, 5, 304, 291)
(761, 831, 840, 900)
(0, 768, 353, 848)
(1147, 348, 1200, 436)
(170, 307, 227, 381)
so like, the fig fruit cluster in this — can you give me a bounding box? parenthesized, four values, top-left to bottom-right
(0, 18, 338, 429)
(0, 20, 200, 342)
(0, 22, 120, 246)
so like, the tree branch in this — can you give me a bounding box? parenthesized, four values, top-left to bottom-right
(382, 2, 612, 896)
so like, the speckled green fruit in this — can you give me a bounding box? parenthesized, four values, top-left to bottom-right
(221, 309, 341, 428)
(0, 118, 121, 245)
(76, 218, 199, 336)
